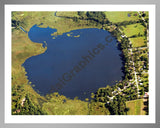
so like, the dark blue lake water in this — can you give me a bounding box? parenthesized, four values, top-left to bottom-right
(23, 24, 123, 100)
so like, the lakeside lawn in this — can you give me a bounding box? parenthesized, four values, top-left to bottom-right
(130, 37, 146, 47)
(126, 99, 146, 115)
(104, 11, 139, 23)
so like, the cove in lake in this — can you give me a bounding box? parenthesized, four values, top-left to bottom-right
(23, 24, 123, 100)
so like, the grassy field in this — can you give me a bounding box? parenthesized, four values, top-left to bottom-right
(126, 99, 146, 115)
(130, 37, 146, 47)
(12, 27, 47, 112)
(12, 11, 101, 35)
(105, 11, 147, 48)
(56, 11, 79, 17)
(121, 23, 145, 37)
(104, 11, 140, 23)
(119, 23, 147, 48)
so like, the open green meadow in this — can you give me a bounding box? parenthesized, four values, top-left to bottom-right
(12, 11, 100, 35)
(121, 23, 145, 37)
(104, 11, 140, 23)
(105, 11, 147, 48)
(56, 11, 79, 17)
(120, 23, 147, 47)
(130, 37, 146, 47)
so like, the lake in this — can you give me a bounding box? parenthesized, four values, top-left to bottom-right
(23, 24, 123, 100)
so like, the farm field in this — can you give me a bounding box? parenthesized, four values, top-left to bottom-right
(130, 37, 146, 47)
(105, 11, 147, 48)
(126, 99, 146, 115)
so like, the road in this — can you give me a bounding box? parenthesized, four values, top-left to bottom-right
(130, 48, 140, 97)
(107, 12, 149, 99)
(129, 47, 148, 50)
(137, 11, 149, 48)
(117, 28, 140, 97)
(117, 12, 150, 97)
